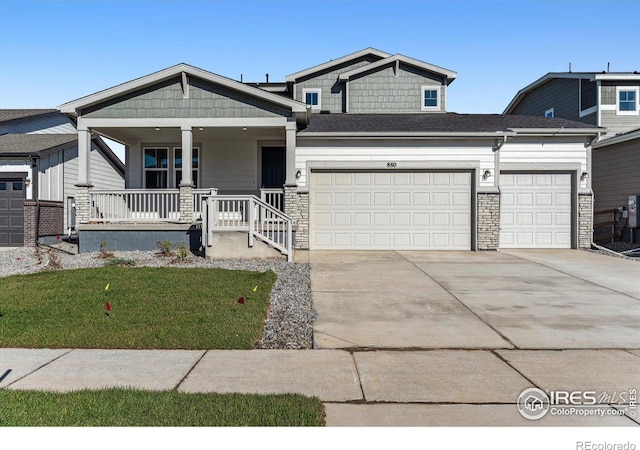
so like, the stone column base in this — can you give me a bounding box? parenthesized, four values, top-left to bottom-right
(179, 185, 194, 223)
(284, 185, 309, 250)
(477, 192, 500, 250)
(578, 193, 593, 249)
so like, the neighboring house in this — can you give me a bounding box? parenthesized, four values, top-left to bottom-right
(58, 48, 599, 258)
(503, 72, 640, 242)
(0, 109, 124, 247)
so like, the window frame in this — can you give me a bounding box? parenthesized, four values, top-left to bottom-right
(302, 88, 322, 111)
(616, 86, 639, 115)
(421, 86, 440, 111)
(173, 146, 200, 188)
(545, 108, 555, 118)
(143, 147, 169, 189)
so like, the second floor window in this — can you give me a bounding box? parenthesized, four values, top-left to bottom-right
(302, 88, 321, 110)
(619, 89, 637, 112)
(421, 87, 439, 111)
(545, 108, 554, 118)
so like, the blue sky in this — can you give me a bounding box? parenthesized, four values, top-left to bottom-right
(1, 0, 639, 114)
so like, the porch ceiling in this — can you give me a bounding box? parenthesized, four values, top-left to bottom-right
(94, 126, 286, 145)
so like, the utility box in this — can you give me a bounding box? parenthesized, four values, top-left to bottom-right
(629, 195, 640, 229)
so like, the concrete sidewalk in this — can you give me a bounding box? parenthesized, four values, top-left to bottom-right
(1, 347, 638, 426)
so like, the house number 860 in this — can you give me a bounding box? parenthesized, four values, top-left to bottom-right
(387, 162, 397, 168)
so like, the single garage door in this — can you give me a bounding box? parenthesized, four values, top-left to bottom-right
(500, 173, 572, 248)
(310, 171, 471, 250)
(0, 178, 25, 246)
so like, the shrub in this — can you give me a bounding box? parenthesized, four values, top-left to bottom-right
(98, 240, 114, 259)
(156, 240, 173, 257)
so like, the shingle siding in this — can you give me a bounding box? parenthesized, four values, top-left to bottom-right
(83, 77, 291, 119)
(511, 79, 580, 120)
(348, 62, 445, 113)
(295, 55, 382, 113)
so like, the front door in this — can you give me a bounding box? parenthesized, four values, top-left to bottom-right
(261, 147, 285, 188)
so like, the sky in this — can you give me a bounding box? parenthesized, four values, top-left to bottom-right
(1, 0, 639, 114)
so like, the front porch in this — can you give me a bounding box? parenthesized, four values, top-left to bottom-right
(60, 64, 309, 261)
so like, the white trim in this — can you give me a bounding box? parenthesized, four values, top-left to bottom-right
(594, 74, 640, 81)
(600, 104, 617, 111)
(420, 86, 440, 111)
(616, 86, 639, 115)
(579, 105, 598, 117)
(339, 54, 457, 84)
(302, 88, 322, 111)
(142, 147, 170, 189)
(173, 146, 200, 188)
(78, 117, 289, 129)
(285, 48, 391, 82)
(61, 63, 308, 114)
(545, 108, 554, 118)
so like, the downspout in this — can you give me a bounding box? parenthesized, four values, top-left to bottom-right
(586, 133, 601, 250)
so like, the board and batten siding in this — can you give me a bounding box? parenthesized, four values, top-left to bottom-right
(295, 55, 383, 113)
(592, 138, 640, 212)
(82, 77, 291, 119)
(348, 63, 445, 113)
(295, 139, 495, 188)
(0, 113, 76, 135)
(511, 79, 580, 120)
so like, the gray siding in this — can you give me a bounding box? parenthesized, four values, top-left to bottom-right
(511, 79, 580, 120)
(581, 111, 598, 125)
(580, 79, 597, 110)
(295, 55, 382, 113)
(83, 77, 291, 119)
(592, 138, 640, 213)
(348, 62, 445, 113)
(0, 113, 76, 135)
(601, 110, 640, 137)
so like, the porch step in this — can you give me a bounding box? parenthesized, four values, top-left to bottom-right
(205, 232, 284, 260)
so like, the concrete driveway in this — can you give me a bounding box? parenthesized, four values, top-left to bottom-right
(311, 249, 640, 349)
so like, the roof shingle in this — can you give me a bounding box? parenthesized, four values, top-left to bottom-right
(0, 109, 59, 124)
(0, 134, 77, 155)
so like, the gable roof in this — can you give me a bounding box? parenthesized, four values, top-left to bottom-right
(60, 63, 309, 116)
(504, 72, 640, 114)
(285, 47, 391, 82)
(338, 54, 457, 85)
(0, 109, 59, 124)
(593, 128, 640, 149)
(298, 113, 600, 137)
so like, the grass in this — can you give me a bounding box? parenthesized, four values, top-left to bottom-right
(0, 267, 277, 349)
(0, 389, 325, 426)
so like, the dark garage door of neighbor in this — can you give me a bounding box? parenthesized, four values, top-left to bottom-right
(0, 178, 25, 246)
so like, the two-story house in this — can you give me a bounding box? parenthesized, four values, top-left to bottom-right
(58, 48, 600, 258)
(503, 72, 640, 243)
(0, 109, 124, 247)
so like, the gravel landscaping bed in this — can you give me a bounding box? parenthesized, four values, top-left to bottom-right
(587, 241, 640, 262)
(0, 243, 313, 349)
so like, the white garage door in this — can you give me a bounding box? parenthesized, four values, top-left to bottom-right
(500, 173, 572, 248)
(310, 171, 471, 250)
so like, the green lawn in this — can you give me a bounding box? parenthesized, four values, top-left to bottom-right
(0, 267, 277, 349)
(0, 389, 325, 426)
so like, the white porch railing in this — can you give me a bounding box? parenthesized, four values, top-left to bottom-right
(90, 189, 181, 222)
(90, 188, 218, 222)
(260, 188, 285, 212)
(201, 195, 293, 261)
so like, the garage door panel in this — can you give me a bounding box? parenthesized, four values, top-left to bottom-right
(0, 178, 25, 247)
(311, 171, 471, 250)
(500, 173, 572, 249)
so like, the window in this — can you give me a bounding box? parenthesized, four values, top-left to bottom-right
(302, 88, 321, 110)
(618, 87, 638, 114)
(421, 86, 439, 111)
(174, 147, 199, 188)
(0, 182, 6, 191)
(143, 148, 168, 188)
(545, 108, 554, 118)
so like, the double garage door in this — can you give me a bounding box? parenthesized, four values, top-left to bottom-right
(310, 171, 471, 250)
(309, 170, 573, 251)
(0, 177, 25, 247)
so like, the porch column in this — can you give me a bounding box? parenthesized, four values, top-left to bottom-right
(285, 120, 297, 186)
(179, 125, 194, 223)
(75, 126, 93, 224)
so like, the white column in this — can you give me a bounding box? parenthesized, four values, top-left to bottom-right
(181, 126, 193, 186)
(285, 121, 297, 186)
(77, 127, 92, 186)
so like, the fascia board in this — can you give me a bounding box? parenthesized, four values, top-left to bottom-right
(593, 129, 640, 148)
(338, 54, 457, 83)
(61, 63, 307, 114)
(285, 48, 392, 82)
(507, 127, 601, 135)
(593, 74, 640, 81)
(297, 131, 517, 139)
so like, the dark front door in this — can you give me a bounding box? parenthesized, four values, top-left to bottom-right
(0, 177, 25, 246)
(261, 147, 285, 188)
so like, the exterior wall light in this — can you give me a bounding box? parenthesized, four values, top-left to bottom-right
(295, 170, 302, 179)
(482, 170, 492, 181)
(581, 172, 589, 181)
